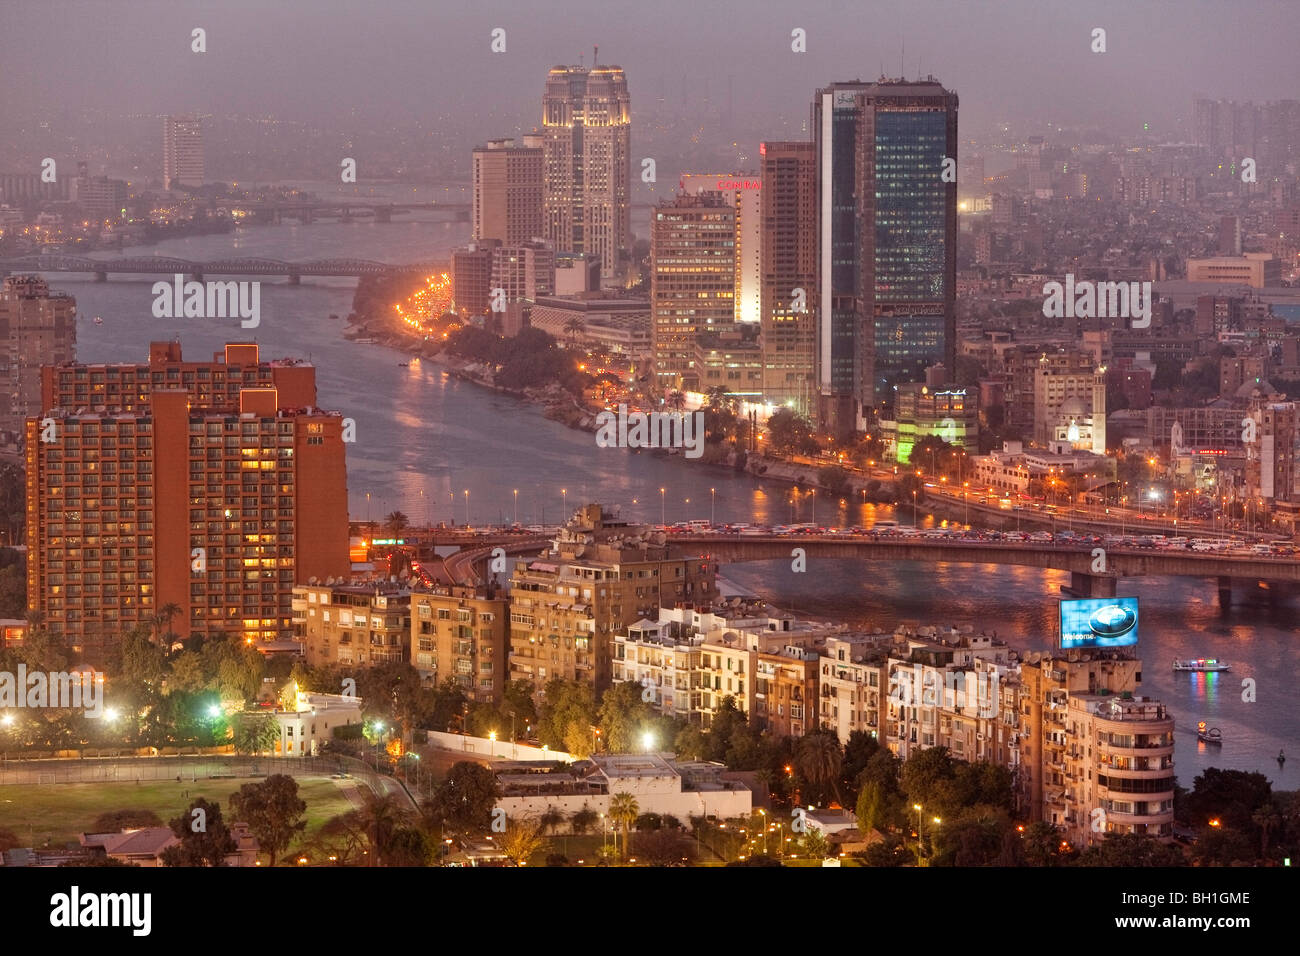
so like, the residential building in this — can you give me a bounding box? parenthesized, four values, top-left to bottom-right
(1033, 353, 1106, 454)
(508, 504, 715, 691)
(25, 342, 349, 656)
(296, 581, 410, 668)
(1017, 652, 1173, 848)
(411, 584, 508, 702)
(0, 275, 76, 442)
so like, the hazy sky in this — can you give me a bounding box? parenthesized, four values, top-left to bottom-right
(2, 0, 1297, 139)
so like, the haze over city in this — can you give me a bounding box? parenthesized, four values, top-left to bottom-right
(0, 0, 1296, 926)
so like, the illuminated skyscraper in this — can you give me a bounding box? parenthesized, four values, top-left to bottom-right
(162, 115, 205, 190)
(542, 61, 631, 282)
(758, 142, 817, 417)
(813, 77, 958, 435)
(650, 192, 735, 393)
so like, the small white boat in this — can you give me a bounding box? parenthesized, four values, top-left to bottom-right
(1173, 658, 1230, 673)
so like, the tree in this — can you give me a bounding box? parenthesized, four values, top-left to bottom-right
(900, 746, 955, 812)
(384, 511, 410, 537)
(158, 602, 182, 643)
(233, 712, 278, 756)
(161, 798, 238, 867)
(229, 774, 307, 868)
(1079, 832, 1186, 867)
(766, 408, 820, 457)
(501, 818, 546, 864)
(800, 828, 830, 860)
(383, 826, 433, 866)
(856, 781, 883, 836)
(536, 678, 597, 752)
(538, 807, 566, 835)
(597, 681, 656, 753)
(563, 316, 586, 346)
(795, 732, 843, 806)
(570, 805, 598, 835)
(632, 829, 695, 866)
(608, 791, 639, 860)
(429, 761, 499, 835)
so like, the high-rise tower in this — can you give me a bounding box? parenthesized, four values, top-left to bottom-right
(542, 62, 631, 283)
(163, 115, 205, 190)
(813, 77, 958, 435)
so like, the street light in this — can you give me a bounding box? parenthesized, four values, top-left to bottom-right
(513, 488, 518, 525)
(710, 487, 716, 527)
(463, 489, 470, 526)
(660, 487, 666, 525)
(562, 487, 567, 517)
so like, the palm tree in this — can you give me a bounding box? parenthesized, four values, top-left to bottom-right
(666, 390, 687, 412)
(563, 317, 586, 346)
(384, 511, 410, 537)
(795, 733, 844, 807)
(159, 602, 181, 643)
(1252, 804, 1281, 858)
(608, 792, 639, 860)
(354, 791, 411, 867)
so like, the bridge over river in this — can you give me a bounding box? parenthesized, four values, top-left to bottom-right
(436, 529, 1300, 604)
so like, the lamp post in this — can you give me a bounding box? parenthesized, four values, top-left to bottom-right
(463, 489, 470, 526)
(710, 487, 716, 527)
(513, 489, 518, 525)
(562, 487, 567, 519)
(660, 487, 665, 525)
(374, 721, 385, 771)
(910, 804, 929, 865)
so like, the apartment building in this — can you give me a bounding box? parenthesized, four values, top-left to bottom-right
(0, 275, 76, 442)
(1017, 652, 1173, 848)
(508, 504, 714, 691)
(26, 342, 349, 656)
(295, 581, 410, 668)
(411, 584, 508, 703)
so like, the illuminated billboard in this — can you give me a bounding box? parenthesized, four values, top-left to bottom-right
(1059, 597, 1139, 649)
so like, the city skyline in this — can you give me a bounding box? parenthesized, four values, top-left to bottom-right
(0, 0, 1296, 903)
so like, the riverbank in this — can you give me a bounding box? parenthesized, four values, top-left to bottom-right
(342, 313, 913, 509)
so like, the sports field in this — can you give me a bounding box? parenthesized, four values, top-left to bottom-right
(0, 776, 355, 852)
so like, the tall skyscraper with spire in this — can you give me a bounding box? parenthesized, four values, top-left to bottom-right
(542, 57, 631, 284)
(813, 77, 958, 436)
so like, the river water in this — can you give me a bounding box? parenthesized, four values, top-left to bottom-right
(45, 196, 1297, 788)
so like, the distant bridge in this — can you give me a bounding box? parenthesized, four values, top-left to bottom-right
(0, 254, 436, 281)
(667, 533, 1300, 603)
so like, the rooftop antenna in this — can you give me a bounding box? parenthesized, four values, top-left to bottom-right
(593, 44, 598, 67)
(900, 37, 904, 80)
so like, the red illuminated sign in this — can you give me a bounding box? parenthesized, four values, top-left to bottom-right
(717, 180, 760, 190)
